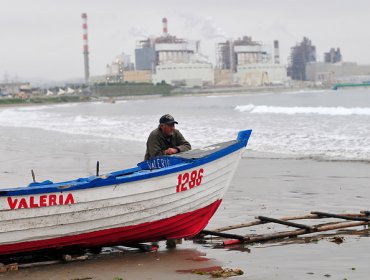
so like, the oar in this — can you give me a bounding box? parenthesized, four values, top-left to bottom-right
(96, 161, 100, 176)
(31, 169, 36, 183)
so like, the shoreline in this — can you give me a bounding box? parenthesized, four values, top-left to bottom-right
(0, 84, 330, 108)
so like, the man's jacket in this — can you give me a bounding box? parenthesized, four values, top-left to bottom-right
(144, 127, 191, 160)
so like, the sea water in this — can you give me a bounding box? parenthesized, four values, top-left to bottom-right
(1, 88, 370, 162)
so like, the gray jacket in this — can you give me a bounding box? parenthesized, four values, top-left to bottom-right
(144, 127, 191, 160)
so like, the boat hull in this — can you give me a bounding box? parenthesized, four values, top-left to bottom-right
(0, 130, 252, 256)
(0, 200, 221, 255)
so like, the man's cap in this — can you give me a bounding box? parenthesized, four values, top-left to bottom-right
(159, 114, 178, 125)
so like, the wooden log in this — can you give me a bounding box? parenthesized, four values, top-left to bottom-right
(222, 220, 370, 246)
(212, 220, 262, 233)
(246, 221, 369, 244)
(246, 229, 307, 243)
(18, 260, 61, 268)
(257, 216, 314, 231)
(199, 230, 247, 240)
(211, 214, 319, 233)
(316, 221, 369, 231)
(210, 213, 367, 233)
(312, 211, 370, 222)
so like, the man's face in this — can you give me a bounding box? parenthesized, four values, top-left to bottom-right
(161, 123, 175, 137)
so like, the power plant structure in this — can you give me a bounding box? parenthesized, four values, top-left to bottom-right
(305, 46, 370, 84)
(135, 18, 200, 70)
(324, 48, 342, 64)
(216, 36, 272, 72)
(134, 18, 214, 86)
(288, 37, 316, 81)
(106, 53, 134, 83)
(273, 40, 280, 64)
(215, 36, 287, 86)
(81, 13, 90, 84)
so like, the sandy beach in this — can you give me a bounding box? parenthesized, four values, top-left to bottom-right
(1, 89, 370, 279)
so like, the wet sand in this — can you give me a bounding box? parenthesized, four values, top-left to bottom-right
(1, 127, 370, 279)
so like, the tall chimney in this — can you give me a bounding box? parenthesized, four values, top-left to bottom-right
(274, 40, 280, 64)
(82, 13, 90, 84)
(162, 18, 168, 36)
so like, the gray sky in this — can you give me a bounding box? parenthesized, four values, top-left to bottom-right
(1, 0, 369, 82)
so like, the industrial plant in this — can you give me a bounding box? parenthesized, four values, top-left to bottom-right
(215, 37, 287, 86)
(100, 19, 290, 88)
(134, 18, 214, 87)
(288, 38, 370, 85)
(287, 37, 317, 81)
(2, 14, 370, 99)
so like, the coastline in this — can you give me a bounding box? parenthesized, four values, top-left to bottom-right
(0, 84, 330, 108)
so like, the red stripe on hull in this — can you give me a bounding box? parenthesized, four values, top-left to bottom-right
(0, 200, 222, 256)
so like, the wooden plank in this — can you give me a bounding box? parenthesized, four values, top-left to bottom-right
(217, 219, 370, 246)
(210, 213, 368, 233)
(257, 216, 314, 231)
(199, 230, 247, 240)
(316, 221, 369, 231)
(211, 214, 319, 233)
(312, 211, 370, 222)
(243, 220, 369, 244)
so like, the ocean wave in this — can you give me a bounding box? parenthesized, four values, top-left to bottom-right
(16, 103, 80, 111)
(0, 108, 151, 143)
(2, 102, 370, 161)
(235, 104, 370, 115)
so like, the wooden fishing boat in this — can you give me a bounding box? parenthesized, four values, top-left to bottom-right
(0, 130, 252, 256)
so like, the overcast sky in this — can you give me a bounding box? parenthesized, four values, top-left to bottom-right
(1, 0, 369, 82)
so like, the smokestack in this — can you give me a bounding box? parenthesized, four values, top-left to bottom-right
(274, 40, 280, 64)
(162, 18, 168, 36)
(81, 13, 90, 84)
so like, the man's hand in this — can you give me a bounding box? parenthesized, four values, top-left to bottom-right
(164, 148, 178, 155)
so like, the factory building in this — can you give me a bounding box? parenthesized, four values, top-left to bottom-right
(135, 39, 156, 71)
(216, 36, 288, 86)
(135, 18, 199, 69)
(288, 37, 316, 80)
(123, 70, 152, 83)
(306, 62, 370, 84)
(135, 18, 214, 86)
(216, 36, 271, 72)
(324, 48, 342, 64)
(153, 63, 214, 86)
(106, 53, 134, 83)
(235, 64, 288, 86)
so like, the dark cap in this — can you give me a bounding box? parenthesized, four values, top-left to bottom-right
(159, 114, 178, 125)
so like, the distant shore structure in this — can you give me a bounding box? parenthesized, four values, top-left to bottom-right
(81, 13, 90, 84)
(133, 18, 214, 87)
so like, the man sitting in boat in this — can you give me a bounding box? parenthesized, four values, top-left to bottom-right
(144, 114, 191, 160)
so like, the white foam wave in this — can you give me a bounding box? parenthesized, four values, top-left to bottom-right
(16, 103, 79, 111)
(235, 104, 370, 116)
(0, 108, 151, 143)
(2, 100, 370, 161)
